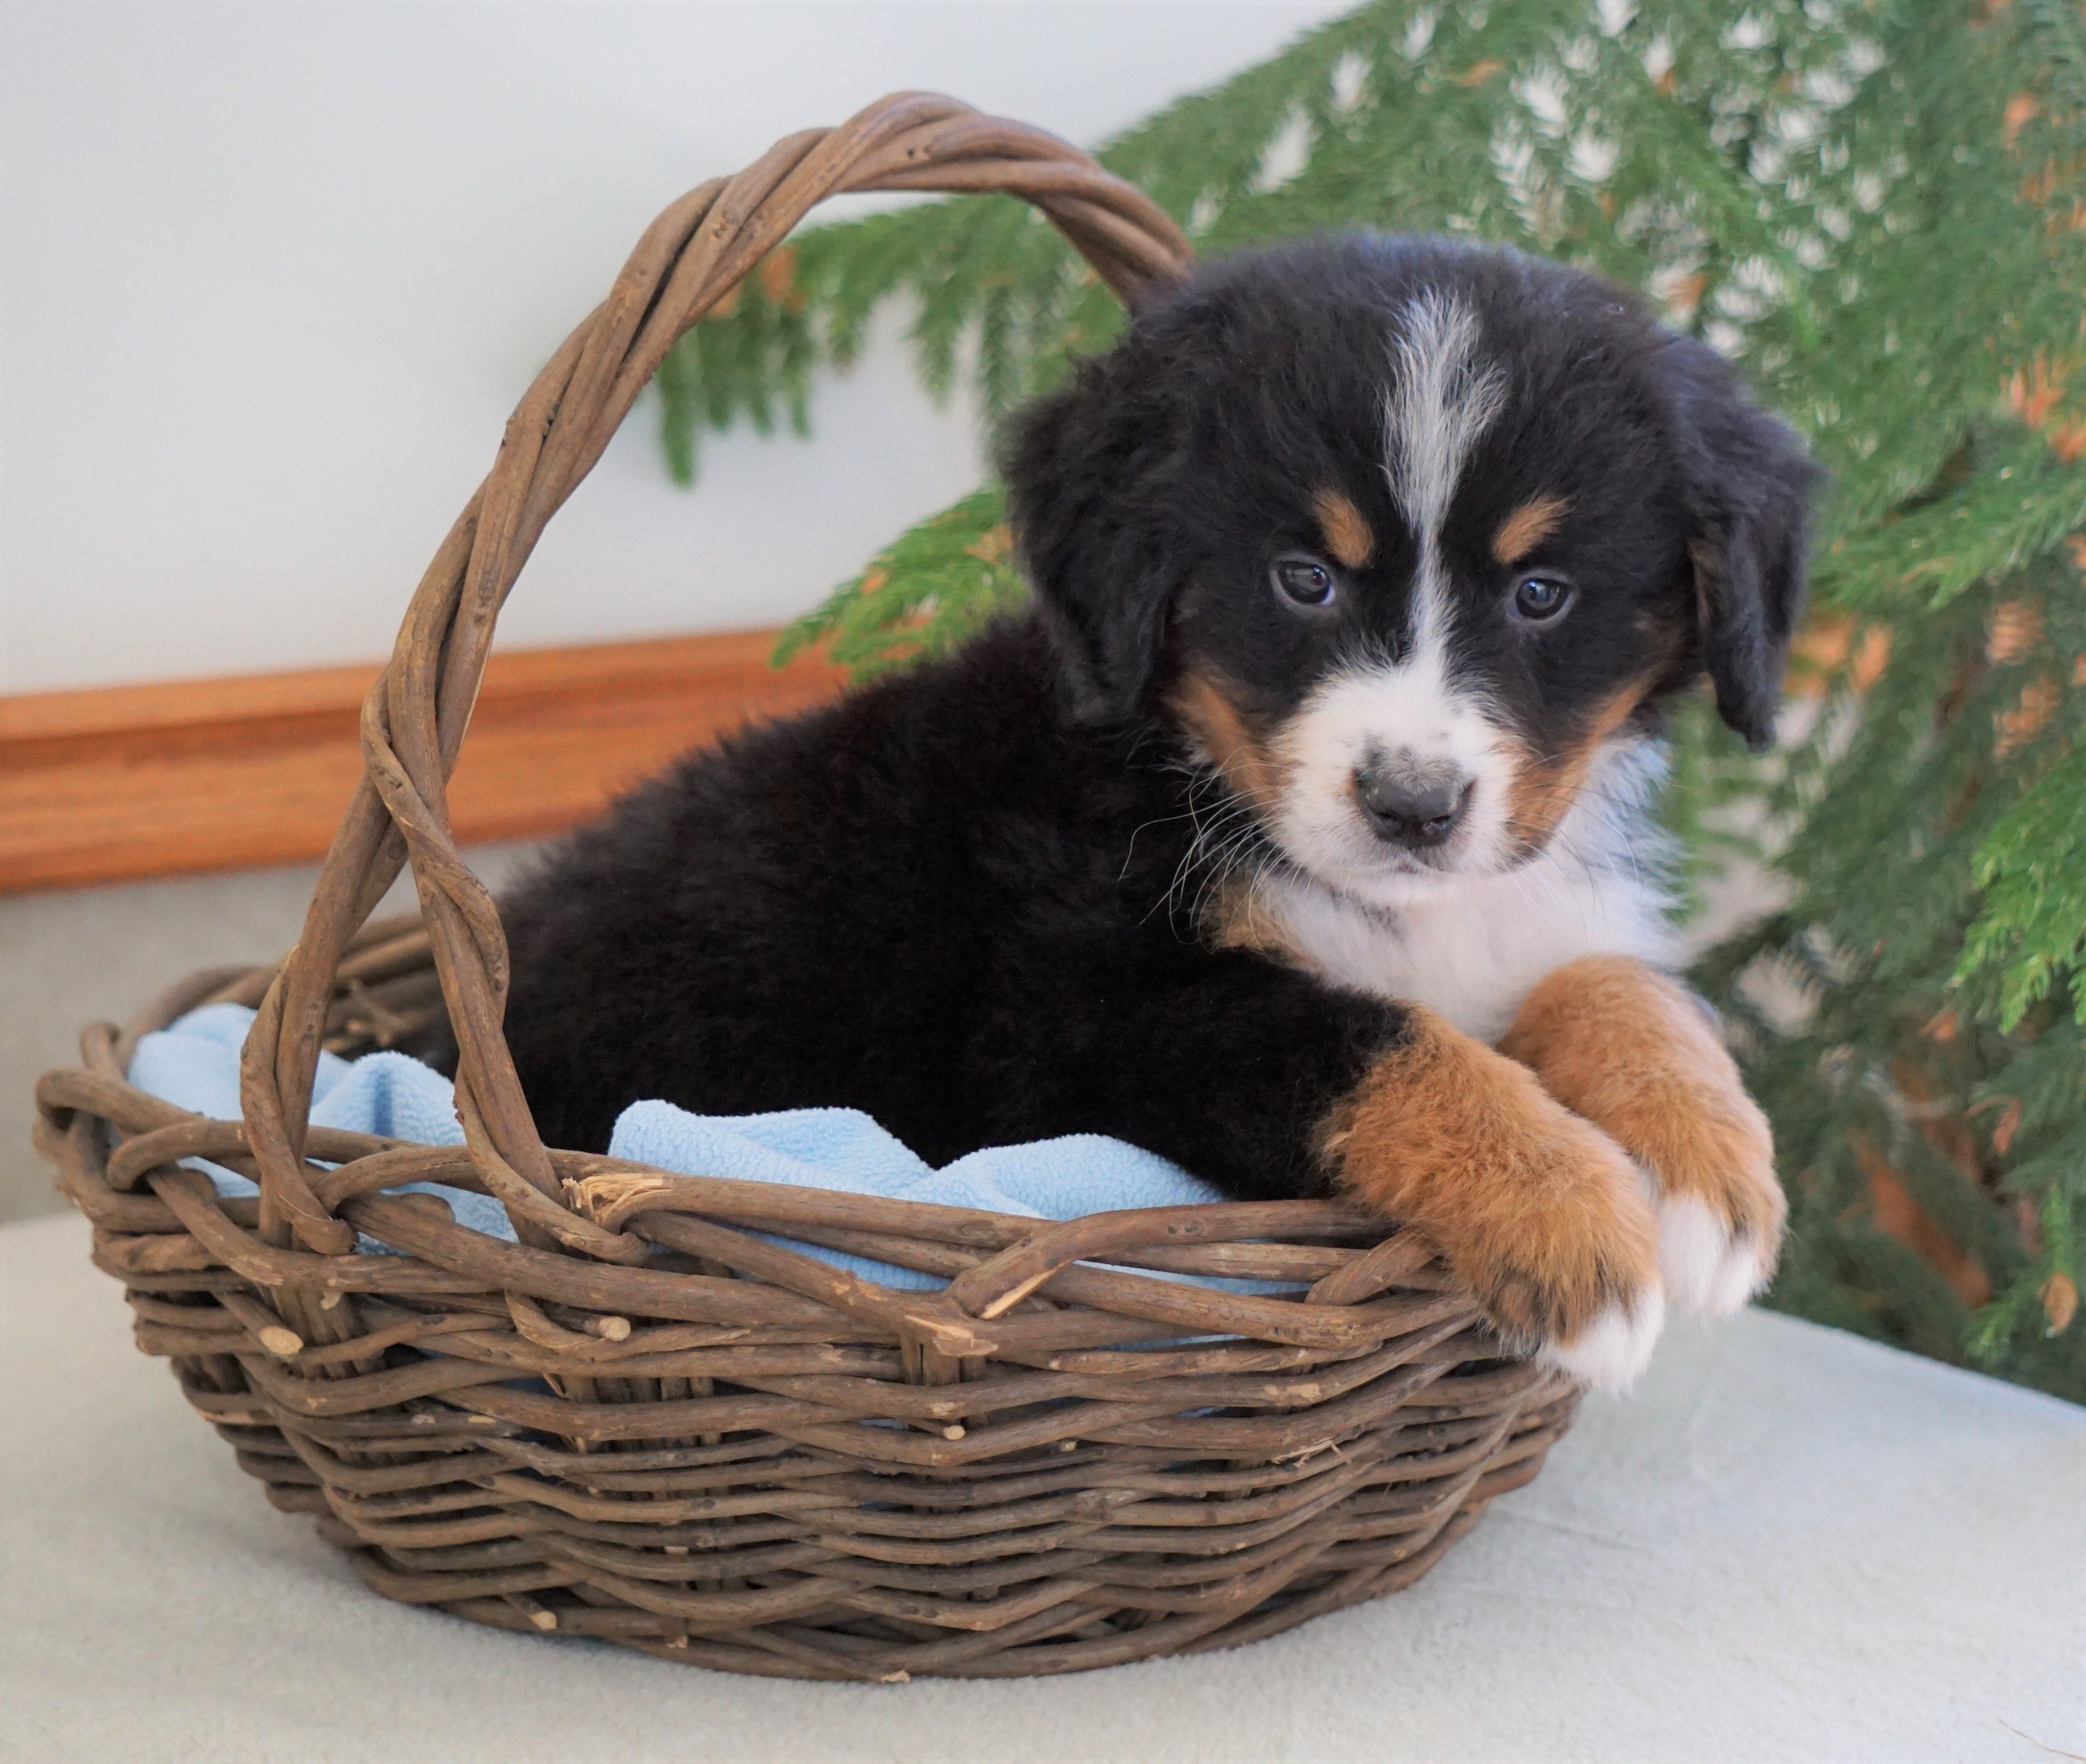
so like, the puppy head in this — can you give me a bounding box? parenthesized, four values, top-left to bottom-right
(1002, 233, 1818, 905)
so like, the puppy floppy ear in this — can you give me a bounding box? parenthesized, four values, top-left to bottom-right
(1662, 337, 1823, 750)
(1000, 350, 1183, 726)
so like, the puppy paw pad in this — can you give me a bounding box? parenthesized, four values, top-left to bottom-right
(1536, 1286, 1666, 1392)
(1659, 1192, 1771, 1318)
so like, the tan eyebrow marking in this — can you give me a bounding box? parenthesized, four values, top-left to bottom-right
(1312, 486, 1376, 569)
(1492, 493, 1570, 565)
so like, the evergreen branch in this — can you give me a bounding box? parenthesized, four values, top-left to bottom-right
(1960, 738, 2086, 1030)
(772, 485, 1025, 679)
(1809, 433, 2086, 614)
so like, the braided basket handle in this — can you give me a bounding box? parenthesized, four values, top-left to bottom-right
(237, 93, 1195, 1256)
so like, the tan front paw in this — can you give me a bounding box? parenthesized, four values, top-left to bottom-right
(1323, 1008, 1666, 1391)
(1454, 1103, 1667, 1391)
(1500, 956, 1785, 1320)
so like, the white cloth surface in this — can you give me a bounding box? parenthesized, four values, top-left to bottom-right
(2, 1210, 2080, 1764)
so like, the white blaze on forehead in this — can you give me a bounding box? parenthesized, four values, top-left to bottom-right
(1382, 290, 1508, 655)
(1257, 292, 1540, 904)
(1253, 289, 1517, 901)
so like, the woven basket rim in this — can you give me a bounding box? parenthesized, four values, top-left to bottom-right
(42, 912, 1472, 1373)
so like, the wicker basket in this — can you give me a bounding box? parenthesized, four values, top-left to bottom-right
(32, 93, 1578, 1681)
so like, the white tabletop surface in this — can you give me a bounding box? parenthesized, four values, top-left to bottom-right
(3, 1209, 2080, 1764)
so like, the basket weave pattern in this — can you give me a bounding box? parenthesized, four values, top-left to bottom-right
(34, 94, 1576, 1680)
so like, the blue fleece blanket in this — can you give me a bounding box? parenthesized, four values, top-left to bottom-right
(128, 1004, 1231, 1291)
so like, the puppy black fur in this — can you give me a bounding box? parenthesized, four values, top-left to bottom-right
(470, 234, 1816, 1361)
(491, 614, 1391, 1193)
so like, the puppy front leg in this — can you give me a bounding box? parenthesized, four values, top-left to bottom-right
(1499, 956, 1786, 1317)
(1321, 1007, 1665, 1390)
(983, 950, 1663, 1387)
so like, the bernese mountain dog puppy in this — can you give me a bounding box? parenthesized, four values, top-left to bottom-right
(489, 232, 1815, 1390)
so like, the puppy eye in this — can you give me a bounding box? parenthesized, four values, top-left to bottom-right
(1510, 576, 1574, 622)
(1272, 556, 1338, 607)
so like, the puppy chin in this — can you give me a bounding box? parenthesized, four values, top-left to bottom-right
(1347, 861, 1484, 908)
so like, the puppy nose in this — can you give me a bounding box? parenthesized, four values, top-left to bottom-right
(1354, 764, 1472, 848)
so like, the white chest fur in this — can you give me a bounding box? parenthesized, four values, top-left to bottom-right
(1249, 740, 1679, 1045)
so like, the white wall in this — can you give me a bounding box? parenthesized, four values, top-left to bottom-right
(1, 0, 1352, 693)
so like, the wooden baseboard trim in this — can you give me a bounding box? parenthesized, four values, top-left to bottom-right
(0, 630, 846, 895)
